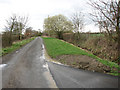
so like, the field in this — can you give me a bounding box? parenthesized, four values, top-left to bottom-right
(89, 33, 104, 37)
(1, 37, 35, 56)
(42, 37, 119, 76)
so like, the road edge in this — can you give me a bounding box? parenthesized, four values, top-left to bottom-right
(41, 40, 58, 88)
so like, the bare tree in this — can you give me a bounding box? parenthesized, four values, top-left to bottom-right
(4, 14, 29, 47)
(6, 14, 29, 40)
(71, 12, 85, 45)
(71, 12, 85, 33)
(17, 15, 29, 40)
(88, 0, 120, 61)
(88, 0, 119, 39)
(5, 14, 17, 45)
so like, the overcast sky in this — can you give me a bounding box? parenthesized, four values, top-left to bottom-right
(0, 0, 100, 33)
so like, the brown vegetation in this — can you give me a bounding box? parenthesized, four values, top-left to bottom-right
(62, 33, 118, 63)
(55, 55, 112, 73)
(88, 0, 120, 63)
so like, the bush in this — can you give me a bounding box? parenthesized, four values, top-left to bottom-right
(62, 33, 118, 62)
(2, 31, 27, 48)
(2, 31, 12, 48)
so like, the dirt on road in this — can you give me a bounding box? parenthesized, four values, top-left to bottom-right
(54, 55, 112, 74)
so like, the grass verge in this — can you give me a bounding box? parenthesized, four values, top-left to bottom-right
(42, 37, 120, 76)
(0, 37, 35, 56)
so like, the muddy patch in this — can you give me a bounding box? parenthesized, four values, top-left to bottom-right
(54, 55, 111, 73)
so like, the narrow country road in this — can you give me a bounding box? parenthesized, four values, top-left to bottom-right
(2, 37, 57, 88)
(1, 37, 118, 88)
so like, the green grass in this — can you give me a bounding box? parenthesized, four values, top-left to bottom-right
(0, 37, 35, 56)
(42, 37, 120, 76)
(90, 33, 104, 37)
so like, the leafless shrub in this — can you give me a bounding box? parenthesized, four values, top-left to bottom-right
(88, 0, 120, 62)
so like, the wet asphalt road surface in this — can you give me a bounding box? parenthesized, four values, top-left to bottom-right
(48, 62, 118, 88)
(2, 37, 57, 88)
(1, 37, 118, 88)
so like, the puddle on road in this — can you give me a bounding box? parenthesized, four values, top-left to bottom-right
(40, 44, 49, 70)
(40, 44, 45, 60)
(42, 44, 45, 49)
(16, 51, 19, 53)
(40, 50, 45, 60)
(0, 64, 7, 69)
(43, 63, 49, 70)
(40, 55, 45, 60)
(52, 61, 64, 65)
